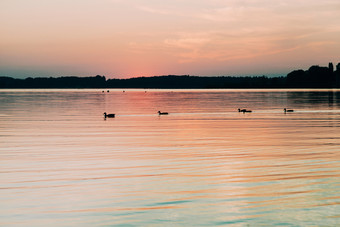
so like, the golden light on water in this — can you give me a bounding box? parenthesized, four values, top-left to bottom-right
(1, 89, 340, 226)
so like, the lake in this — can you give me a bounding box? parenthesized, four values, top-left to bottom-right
(1, 89, 340, 226)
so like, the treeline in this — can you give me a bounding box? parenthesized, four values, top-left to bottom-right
(0, 75, 286, 88)
(0, 75, 106, 88)
(1, 63, 339, 88)
(106, 75, 286, 88)
(287, 63, 340, 88)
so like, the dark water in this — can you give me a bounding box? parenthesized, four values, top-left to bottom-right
(1, 89, 340, 226)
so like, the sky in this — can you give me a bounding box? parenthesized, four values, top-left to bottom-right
(1, 0, 340, 79)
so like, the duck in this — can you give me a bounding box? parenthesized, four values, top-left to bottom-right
(103, 112, 115, 118)
(158, 111, 169, 115)
(284, 108, 294, 113)
(238, 108, 252, 113)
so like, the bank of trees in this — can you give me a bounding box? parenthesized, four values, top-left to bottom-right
(1, 63, 339, 88)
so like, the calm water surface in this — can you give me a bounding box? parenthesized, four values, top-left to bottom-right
(1, 89, 340, 226)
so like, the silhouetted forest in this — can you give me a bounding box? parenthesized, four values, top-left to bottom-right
(1, 63, 339, 89)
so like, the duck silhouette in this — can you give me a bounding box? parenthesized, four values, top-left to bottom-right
(158, 111, 169, 115)
(104, 112, 115, 118)
(238, 108, 252, 113)
(284, 108, 294, 113)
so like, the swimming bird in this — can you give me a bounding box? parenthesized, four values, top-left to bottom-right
(238, 108, 252, 113)
(158, 111, 169, 115)
(104, 112, 115, 118)
(284, 108, 294, 113)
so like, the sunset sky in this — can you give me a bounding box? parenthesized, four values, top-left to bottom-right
(1, 0, 340, 78)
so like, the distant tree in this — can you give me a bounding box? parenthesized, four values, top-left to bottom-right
(329, 62, 334, 72)
(287, 70, 306, 87)
(335, 63, 340, 87)
(307, 65, 334, 87)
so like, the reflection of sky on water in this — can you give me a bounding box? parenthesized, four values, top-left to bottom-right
(0, 89, 339, 226)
